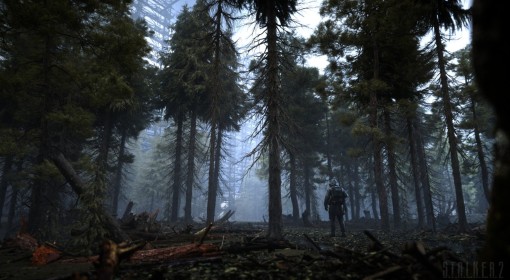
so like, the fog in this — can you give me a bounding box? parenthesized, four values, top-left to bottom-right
(120, 0, 479, 226)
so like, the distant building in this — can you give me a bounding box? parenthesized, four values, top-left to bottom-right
(130, 0, 196, 66)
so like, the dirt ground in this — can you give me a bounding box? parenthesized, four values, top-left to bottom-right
(0, 220, 486, 280)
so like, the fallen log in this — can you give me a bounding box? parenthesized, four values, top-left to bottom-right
(195, 223, 213, 244)
(32, 244, 62, 265)
(216, 210, 235, 224)
(93, 240, 146, 280)
(51, 152, 130, 243)
(194, 210, 235, 238)
(128, 242, 220, 264)
(223, 237, 293, 254)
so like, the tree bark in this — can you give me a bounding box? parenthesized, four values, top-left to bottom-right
(433, 18, 468, 232)
(5, 185, 18, 238)
(472, 0, 510, 272)
(414, 117, 436, 232)
(212, 127, 224, 220)
(469, 94, 490, 206)
(4, 159, 22, 238)
(370, 35, 389, 231)
(303, 161, 312, 216)
(383, 107, 400, 228)
(266, 7, 283, 240)
(406, 116, 424, 228)
(206, 121, 217, 224)
(171, 114, 184, 222)
(325, 108, 333, 177)
(353, 161, 361, 220)
(0, 156, 13, 227)
(368, 163, 379, 220)
(347, 164, 355, 221)
(184, 110, 197, 223)
(289, 153, 300, 222)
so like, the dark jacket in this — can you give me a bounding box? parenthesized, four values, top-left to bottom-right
(324, 186, 348, 213)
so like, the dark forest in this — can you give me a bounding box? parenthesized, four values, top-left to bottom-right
(0, 0, 508, 279)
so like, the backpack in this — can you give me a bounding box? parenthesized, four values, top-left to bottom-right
(329, 187, 347, 205)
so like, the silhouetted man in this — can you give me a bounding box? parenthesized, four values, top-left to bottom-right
(324, 179, 348, 237)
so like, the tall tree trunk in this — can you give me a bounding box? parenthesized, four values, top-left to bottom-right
(4, 159, 21, 238)
(0, 156, 13, 227)
(469, 94, 490, 206)
(370, 107, 387, 230)
(206, 123, 219, 224)
(6, 185, 18, 238)
(111, 129, 127, 217)
(353, 161, 361, 220)
(347, 164, 355, 221)
(414, 117, 436, 231)
(206, 122, 217, 224)
(303, 162, 311, 214)
(206, 0, 222, 225)
(325, 108, 333, 178)
(406, 116, 424, 229)
(96, 110, 114, 210)
(433, 19, 467, 232)
(473, 0, 510, 270)
(171, 114, 184, 222)
(369, 89, 389, 228)
(370, 34, 389, 231)
(266, 7, 283, 239)
(28, 32, 54, 236)
(368, 165, 379, 220)
(212, 126, 224, 221)
(184, 110, 197, 223)
(289, 153, 300, 221)
(383, 107, 401, 228)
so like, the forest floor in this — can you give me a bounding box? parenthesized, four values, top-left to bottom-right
(0, 220, 487, 280)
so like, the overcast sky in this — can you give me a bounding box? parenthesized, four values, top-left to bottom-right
(229, 0, 471, 74)
(292, 0, 471, 73)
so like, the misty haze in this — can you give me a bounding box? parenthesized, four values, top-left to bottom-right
(1, 0, 508, 279)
